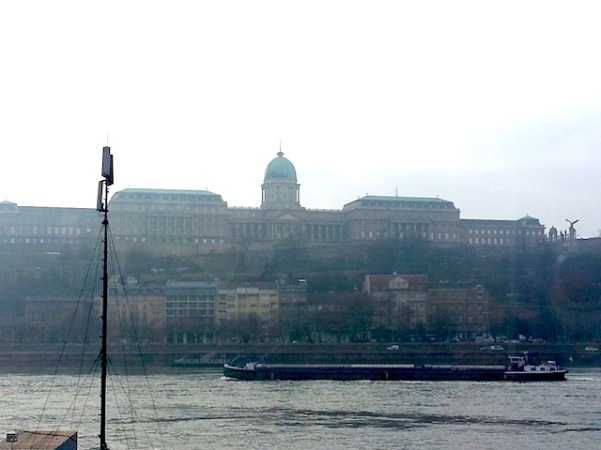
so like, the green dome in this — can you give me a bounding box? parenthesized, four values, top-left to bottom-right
(264, 151, 297, 181)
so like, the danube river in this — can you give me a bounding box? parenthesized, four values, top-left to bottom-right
(1, 368, 600, 450)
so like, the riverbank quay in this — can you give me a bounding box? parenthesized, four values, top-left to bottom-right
(0, 342, 598, 372)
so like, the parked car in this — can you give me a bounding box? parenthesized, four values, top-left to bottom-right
(480, 345, 504, 351)
(386, 345, 400, 351)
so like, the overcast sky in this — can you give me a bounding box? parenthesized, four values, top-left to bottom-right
(1, 1, 600, 237)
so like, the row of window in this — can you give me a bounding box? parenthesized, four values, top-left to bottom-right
(231, 303, 277, 309)
(359, 230, 458, 241)
(0, 226, 86, 235)
(468, 237, 511, 245)
(166, 301, 215, 308)
(467, 228, 543, 236)
(166, 309, 215, 317)
(114, 236, 226, 245)
(1, 237, 83, 245)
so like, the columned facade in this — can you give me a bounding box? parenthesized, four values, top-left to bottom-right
(0, 150, 547, 251)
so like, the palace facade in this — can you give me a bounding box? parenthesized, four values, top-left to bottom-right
(0, 150, 546, 252)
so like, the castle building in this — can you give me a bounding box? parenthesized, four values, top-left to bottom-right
(0, 150, 546, 252)
(459, 216, 546, 248)
(0, 200, 98, 249)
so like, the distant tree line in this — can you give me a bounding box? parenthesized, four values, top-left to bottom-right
(1, 236, 600, 343)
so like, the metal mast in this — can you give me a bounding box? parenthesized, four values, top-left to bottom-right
(97, 146, 114, 450)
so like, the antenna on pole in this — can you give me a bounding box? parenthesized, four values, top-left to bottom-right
(97, 146, 114, 212)
(97, 145, 114, 450)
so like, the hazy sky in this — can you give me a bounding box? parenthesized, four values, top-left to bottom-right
(1, 1, 600, 237)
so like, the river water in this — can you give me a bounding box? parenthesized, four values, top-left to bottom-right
(1, 368, 600, 450)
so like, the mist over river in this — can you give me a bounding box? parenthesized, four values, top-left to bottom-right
(1, 368, 600, 450)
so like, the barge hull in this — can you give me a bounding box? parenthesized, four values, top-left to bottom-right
(503, 370, 568, 381)
(223, 364, 507, 381)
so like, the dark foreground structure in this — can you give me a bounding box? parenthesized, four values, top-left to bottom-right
(0, 431, 77, 450)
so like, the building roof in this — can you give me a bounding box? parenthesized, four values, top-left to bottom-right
(461, 215, 543, 227)
(365, 274, 428, 291)
(111, 188, 223, 202)
(0, 200, 17, 212)
(343, 195, 456, 211)
(0, 431, 77, 450)
(428, 281, 486, 290)
(264, 151, 297, 181)
(218, 281, 278, 290)
(164, 280, 218, 289)
(517, 215, 542, 225)
(0, 203, 96, 214)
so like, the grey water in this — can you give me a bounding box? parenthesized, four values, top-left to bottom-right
(1, 368, 600, 450)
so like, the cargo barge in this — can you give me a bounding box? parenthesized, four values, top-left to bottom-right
(223, 353, 567, 382)
(224, 362, 507, 381)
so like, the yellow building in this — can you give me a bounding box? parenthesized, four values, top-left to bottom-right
(103, 284, 166, 344)
(217, 282, 279, 330)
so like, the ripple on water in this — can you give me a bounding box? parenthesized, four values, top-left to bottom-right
(1, 368, 600, 450)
